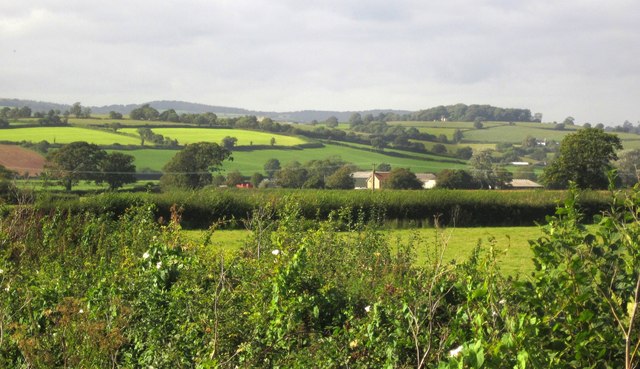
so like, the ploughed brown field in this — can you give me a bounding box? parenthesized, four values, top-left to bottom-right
(0, 144, 45, 176)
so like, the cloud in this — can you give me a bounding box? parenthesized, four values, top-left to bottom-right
(1, 0, 639, 124)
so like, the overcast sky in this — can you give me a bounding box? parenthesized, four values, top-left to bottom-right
(1, 0, 639, 124)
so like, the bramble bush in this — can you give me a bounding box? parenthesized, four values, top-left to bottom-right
(0, 186, 638, 367)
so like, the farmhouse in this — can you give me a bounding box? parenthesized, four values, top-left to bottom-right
(367, 172, 391, 190)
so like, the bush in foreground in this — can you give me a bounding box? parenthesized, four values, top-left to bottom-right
(0, 186, 638, 367)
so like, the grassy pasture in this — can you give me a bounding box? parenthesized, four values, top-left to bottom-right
(0, 126, 141, 145)
(388, 121, 507, 129)
(68, 117, 200, 127)
(462, 124, 576, 143)
(120, 127, 307, 146)
(115, 143, 468, 173)
(184, 226, 541, 276)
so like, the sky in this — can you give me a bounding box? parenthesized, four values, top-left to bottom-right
(1, 0, 639, 125)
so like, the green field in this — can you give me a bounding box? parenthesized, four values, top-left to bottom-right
(388, 120, 507, 129)
(67, 117, 198, 127)
(120, 127, 307, 146)
(0, 126, 141, 145)
(117, 143, 468, 173)
(185, 225, 541, 276)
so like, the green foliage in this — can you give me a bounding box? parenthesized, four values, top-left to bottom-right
(325, 165, 356, 189)
(615, 149, 640, 187)
(384, 168, 423, 189)
(436, 169, 479, 189)
(2, 186, 640, 366)
(160, 142, 232, 190)
(31, 187, 611, 228)
(45, 141, 107, 191)
(542, 128, 623, 189)
(99, 152, 137, 190)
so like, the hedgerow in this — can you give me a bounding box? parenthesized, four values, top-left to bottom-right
(31, 188, 611, 228)
(1, 185, 638, 367)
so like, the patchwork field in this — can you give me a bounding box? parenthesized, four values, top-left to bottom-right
(118, 143, 468, 173)
(120, 128, 307, 146)
(0, 144, 45, 175)
(0, 126, 141, 145)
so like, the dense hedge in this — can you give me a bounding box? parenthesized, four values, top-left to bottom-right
(2, 188, 639, 367)
(33, 188, 611, 228)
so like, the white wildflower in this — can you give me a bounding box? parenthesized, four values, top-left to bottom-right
(143, 252, 150, 259)
(4, 284, 9, 292)
(449, 345, 463, 357)
(271, 249, 280, 256)
(79, 309, 84, 314)
(364, 305, 371, 313)
(156, 261, 162, 269)
(0, 268, 3, 274)
(499, 299, 506, 305)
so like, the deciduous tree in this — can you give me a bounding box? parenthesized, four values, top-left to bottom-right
(325, 165, 356, 189)
(160, 142, 232, 189)
(541, 128, 622, 189)
(384, 168, 423, 189)
(100, 152, 137, 190)
(45, 141, 106, 191)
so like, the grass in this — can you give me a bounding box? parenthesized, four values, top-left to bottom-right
(111, 143, 469, 174)
(388, 121, 508, 129)
(183, 225, 542, 276)
(0, 127, 141, 145)
(462, 124, 577, 144)
(119, 128, 307, 146)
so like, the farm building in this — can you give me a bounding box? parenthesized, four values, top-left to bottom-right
(415, 173, 437, 189)
(351, 171, 372, 189)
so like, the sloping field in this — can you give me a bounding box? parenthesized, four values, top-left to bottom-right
(0, 144, 45, 175)
(117, 143, 468, 174)
(463, 124, 578, 143)
(120, 128, 307, 146)
(0, 127, 141, 145)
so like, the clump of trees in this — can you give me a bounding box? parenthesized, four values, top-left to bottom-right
(383, 168, 423, 189)
(271, 156, 355, 189)
(44, 141, 137, 190)
(409, 103, 534, 122)
(136, 128, 178, 147)
(0, 106, 32, 119)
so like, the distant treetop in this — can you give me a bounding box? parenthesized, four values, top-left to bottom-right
(409, 103, 533, 122)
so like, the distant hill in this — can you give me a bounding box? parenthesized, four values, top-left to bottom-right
(3, 98, 527, 123)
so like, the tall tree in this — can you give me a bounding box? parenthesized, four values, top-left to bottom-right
(264, 158, 281, 178)
(99, 152, 137, 190)
(614, 149, 640, 187)
(325, 116, 339, 128)
(384, 168, 423, 189)
(325, 165, 356, 189)
(160, 142, 232, 189)
(275, 161, 307, 188)
(541, 128, 622, 189)
(45, 142, 106, 191)
(221, 136, 238, 150)
(436, 169, 479, 189)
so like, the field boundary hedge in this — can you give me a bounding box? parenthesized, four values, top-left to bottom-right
(33, 189, 611, 229)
